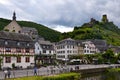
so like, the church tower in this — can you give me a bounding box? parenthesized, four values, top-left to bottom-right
(4, 12, 22, 33)
(12, 11, 16, 20)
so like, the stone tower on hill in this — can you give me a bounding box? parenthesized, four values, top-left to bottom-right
(4, 11, 22, 33)
(101, 14, 109, 23)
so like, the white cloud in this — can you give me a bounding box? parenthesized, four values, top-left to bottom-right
(49, 25, 73, 33)
(0, 0, 11, 5)
(0, 0, 120, 32)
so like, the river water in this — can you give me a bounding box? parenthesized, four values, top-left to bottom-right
(80, 71, 120, 80)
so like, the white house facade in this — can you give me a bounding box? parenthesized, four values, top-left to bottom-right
(35, 40, 54, 55)
(82, 41, 97, 54)
(55, 38, 78, 60)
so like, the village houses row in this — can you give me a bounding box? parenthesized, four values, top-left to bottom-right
(0, 12, 120, 68)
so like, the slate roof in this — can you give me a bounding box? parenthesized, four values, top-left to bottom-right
(56, 38, 77, 45)
(76, 40, 84, 46)
(0, 31, 34, 48)
(77, 39, 108, 52)
(38, 40, 52, 45)
(0, 31, 33, 42)
(0, 39, 4, 47)
(87, 39, 108, 52)
(38, 40, 54, 50)
(21, 27, 37, 32)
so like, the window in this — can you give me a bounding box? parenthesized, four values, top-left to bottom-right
(67, 45, 69, 48)
(27, 43, 29, 46)
(49, 51, 51, 53)
(25, 48, 29, 53)
(86, 50, 89, 53)
(5, 48, 11, 52)
(25, 57, 30, 63)
(38, 47, 39, 50)
(17, 42, 20, 46)
(17, 57, 21, 63)
(5, 41, 8, 45)
(5, 57, 11, 63)
(43, 50, 46, 53)
(73, 46, 74, 48)
(43, 46, 46, 48)
(84, 50, 88, 53)
(16, 48, 21, 52)
(39, 51, 41, 54)
(47, 46, 49, 49)
(18, 31, 21, 33)
(12, 30, 15, 32)
(67, 50, 69, 53)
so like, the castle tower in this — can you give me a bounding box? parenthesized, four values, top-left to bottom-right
(101, 14, 108, 23)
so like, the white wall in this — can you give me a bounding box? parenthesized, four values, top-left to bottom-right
(56, 45, 78, 60)
(2, 56, 34, 68)
(35, 42, 42, 55)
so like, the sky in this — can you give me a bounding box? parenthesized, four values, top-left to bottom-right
(0, 0, 120, 33)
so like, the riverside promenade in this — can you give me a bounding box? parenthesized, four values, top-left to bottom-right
(0, 64, 120, 80)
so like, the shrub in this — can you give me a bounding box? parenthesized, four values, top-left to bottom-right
(42, 73, 80, 80)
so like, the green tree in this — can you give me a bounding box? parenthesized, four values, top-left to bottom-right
(102, 49, 115, 64)
(12, 63, 15, 69)
(116, 53, 120, 63)
(0, 58, 3, 69)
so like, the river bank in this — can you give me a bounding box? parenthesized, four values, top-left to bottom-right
(7, 72, 80, 80)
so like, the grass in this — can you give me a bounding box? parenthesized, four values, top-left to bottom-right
(107, 68, 120, 72)
(7, 76, 41, 80)
(7, 72, 80, 80)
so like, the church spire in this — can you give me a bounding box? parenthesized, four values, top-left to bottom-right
(12, 11, 16, 20)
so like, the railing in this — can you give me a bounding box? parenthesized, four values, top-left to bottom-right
(0, 66, 70, 80)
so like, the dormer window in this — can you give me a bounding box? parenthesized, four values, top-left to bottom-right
(27, 43, 29, 46)
(5, 41, 8, 45)
(17, 42, 20, 46)
(47, 46, 49, 49)
(43, 46, 45, 48)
